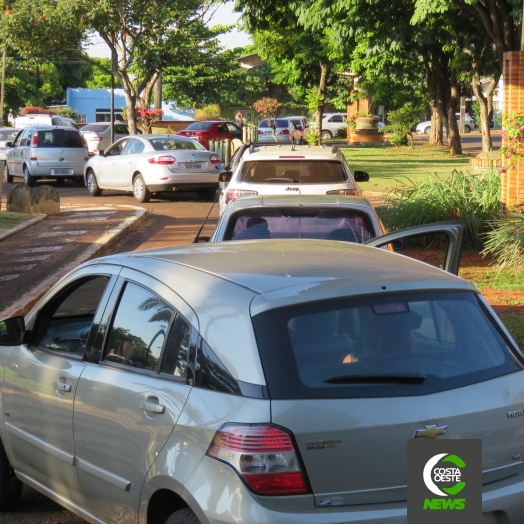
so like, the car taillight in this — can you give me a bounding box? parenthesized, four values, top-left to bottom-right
(279, 129, 290, 135)
(207, 424, 309, 495)
(326, 189, 360, 196)
(258, 130, 264, 135)
(148, 155, 176, 165)
(224, 189, 258, 204)
(31, 134, 38, 147)
(209, 155, 219, 164)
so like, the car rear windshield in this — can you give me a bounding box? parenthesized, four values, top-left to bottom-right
(37, 129, 83, 148)
(239, 160, 348, 184)
(81, 124, 109, 133)
(252, 291, 522, 399)
(225, 209, 375, 242)
(148, 137, 204, 151)
(259, 119, 289, 128)
(185, 122, 213, 131)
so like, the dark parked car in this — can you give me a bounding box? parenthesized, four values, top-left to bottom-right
(178, 121, 243, 149)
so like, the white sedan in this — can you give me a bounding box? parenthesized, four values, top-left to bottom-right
(84, 135, 221, 203)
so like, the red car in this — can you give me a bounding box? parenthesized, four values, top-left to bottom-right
(178, 121, 243, 150)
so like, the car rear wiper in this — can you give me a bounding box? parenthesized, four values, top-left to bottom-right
(265, 177, 295, 183)
(324, 373, 426, 384)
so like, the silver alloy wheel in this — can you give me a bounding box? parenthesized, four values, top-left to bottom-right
(87, 172, 96, 194)
(133, 176, 144, 200)
(424, 127, 431, 134)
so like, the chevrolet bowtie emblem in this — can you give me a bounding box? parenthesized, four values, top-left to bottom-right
(413, 424, 448, 439)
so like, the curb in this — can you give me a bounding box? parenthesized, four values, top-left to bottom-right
(0, 214, 47, 242)
(0, 206, 148, 319)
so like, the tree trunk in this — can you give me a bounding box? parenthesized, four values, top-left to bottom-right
(314, 61, 328, 137)
(429, 104, 443, 146)
(447, 70, 462, 156)
(154, 72, 162, 112)
(471, 72, 497, 152)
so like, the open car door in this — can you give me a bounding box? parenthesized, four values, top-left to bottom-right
(364, 220, 465, 275)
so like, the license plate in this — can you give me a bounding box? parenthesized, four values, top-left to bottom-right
(52, 169, 71, 175)
(183, 163, 202, 169)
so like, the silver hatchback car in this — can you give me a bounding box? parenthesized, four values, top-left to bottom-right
(5, 126, 88, 186)
(2, 222, 524, 523)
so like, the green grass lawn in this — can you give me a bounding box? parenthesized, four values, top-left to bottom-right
(0, 211, 35, 232)
(342, 142, 475, 193)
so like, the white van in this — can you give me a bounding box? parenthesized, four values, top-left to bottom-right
(14, 114, 78, 129)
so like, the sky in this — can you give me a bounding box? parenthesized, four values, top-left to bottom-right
(85, 2, 252, 58)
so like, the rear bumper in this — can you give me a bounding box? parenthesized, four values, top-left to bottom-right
(147, 182, 218, 193)
(182, 457, 524, 524)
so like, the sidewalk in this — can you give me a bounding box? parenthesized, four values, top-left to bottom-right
(0, 203, 147, 318)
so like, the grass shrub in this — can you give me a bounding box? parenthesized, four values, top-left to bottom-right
(379, 168, 501, 248)
(482, 212, 524, 272)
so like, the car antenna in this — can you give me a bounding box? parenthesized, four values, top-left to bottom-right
(193, 190, 220, 243)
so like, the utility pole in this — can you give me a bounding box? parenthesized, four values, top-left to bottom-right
(0, 50, 6, 127)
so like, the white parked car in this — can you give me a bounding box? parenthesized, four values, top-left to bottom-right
(416, 113, 476, 134)
(0, 128, 21, 163)
(14, 114, 78, 129)
(80, 122, 135, 154)
(218, 143, 369, 215)
(85, 134, 221, 203)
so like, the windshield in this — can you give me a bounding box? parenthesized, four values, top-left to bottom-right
(259, 119, 289, 128)
(225, 209, 375, 242)
(81, 124, 110, 133)
(148, 137, 205, 151)
(240, 160, 348, 184)
(185, 122, 213, 131)
(37, 129, 83, 148)
(252, 291, 522, 399)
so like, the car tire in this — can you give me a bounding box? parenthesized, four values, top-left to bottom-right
(0, 438, 22, 511)
(464, 125, 471, 133)
(133, 173, 151, 203)
(198, 188, 217, 201)
(5, 163, 13, 183)
(424, 126, 431, 135)
(321, 130, 333, 140)
(86, 170, 102, 197)
(165, 508, 201, 524)
(23, 165, 36, 187)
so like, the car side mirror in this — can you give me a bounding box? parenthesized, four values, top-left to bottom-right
(193, 236, 210, 243)
(354, 170, 369, 182)
(218, 171, 233, 183)
(0, 316, 26, 346)
(5, 142, 13, 147)
(99, 150, 106, 156)
(391, 239, 405, 250)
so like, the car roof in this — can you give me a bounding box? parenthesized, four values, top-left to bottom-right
(27, 126, 80, 131)
(240, 145, 341, 161)
(224, 194, 374, 210)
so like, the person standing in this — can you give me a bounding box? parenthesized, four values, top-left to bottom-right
(235, 111, 244, 128)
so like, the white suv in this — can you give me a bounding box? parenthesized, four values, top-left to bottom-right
(319, 112, 347, 139)
(218, 143, 369, 215)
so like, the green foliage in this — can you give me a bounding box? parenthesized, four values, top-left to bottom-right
(85, 58, 122, 89)
(305, 131, 321, 145)
(49, 106, 78, 120)
(380, 169, 501, 248)
(482, 213, 524, 272)
(471, 101, 481, 126)
(336, 125, 348, 139)
(499, 314, 524, 348)
(384, 104, 422, 148)
(194, 104, 221, 121)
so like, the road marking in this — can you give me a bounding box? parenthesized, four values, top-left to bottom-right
(39, 231, 88, 237)
(62, 217, 109, 223)
(69, 211, 117, 217)
(12, 255, 51, 262)
(1, 265, 36, 272)
(0, 275, 19, 281)
(13, 246, 63, 253)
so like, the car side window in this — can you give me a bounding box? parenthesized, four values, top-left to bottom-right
(19, 129, 29, 146)
(114, 125, 129, 134)
(227, 123, 241, 135)
(160, 315, 191, 379)
(217, 123, 229, 133)
(13, 130, 23, 146)
(104, 282, 174, 372)
(330, 115, 344, 123)
(31, 276, 110, 355)
(106, 140, 128, 156)
(124, 139, 145, 155)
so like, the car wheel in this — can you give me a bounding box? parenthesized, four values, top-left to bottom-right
(133, 173, 151, 203)
(5, 163, 13, 183)
(165, 508, 201, 524)
(464, 125, 471, 133)
(321, 130, 333, 140)
(0, 438, 22, 510)
(424, 126, 431, 135)
(86, 170, 102, 197)
(23, 165, 36, 187)
(198, 188, 217, 201)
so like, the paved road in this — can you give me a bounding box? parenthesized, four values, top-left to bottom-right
(0, 131, 500, 523)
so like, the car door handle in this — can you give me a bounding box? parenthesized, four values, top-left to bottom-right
(139, 401, 165, 414)
(53, 381, 72, 392)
